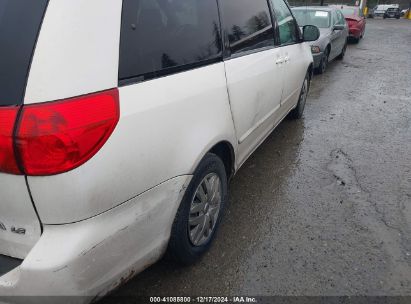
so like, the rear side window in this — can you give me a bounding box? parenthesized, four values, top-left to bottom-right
(0, 0, 48, 106)
(119, 0, 222, 83)
(219, 0, 275, 55)
(336, 11, 346, 25)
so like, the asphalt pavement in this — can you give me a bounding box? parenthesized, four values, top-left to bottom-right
(106, 19, 411, 299)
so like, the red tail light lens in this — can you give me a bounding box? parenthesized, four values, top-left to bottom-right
(15, 89, 119, 176)
(0, 107, 21, 174)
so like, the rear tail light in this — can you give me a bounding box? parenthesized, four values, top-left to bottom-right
(0, 89, 119, 176)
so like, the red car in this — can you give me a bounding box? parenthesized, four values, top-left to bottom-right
(337, 6, 366, 43)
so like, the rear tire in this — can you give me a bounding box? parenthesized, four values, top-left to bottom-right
(289, 72, 310, 120)
(167, 153, 228, 265)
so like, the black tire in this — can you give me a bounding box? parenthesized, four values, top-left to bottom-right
(167, 153, 228, 265)
(316, 48, 329, 74)
(352, 36, 360, 43)
(337, 42, 347, 60)
(289, 72, 310, 119)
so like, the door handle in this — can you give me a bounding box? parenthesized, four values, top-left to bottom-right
(276, 57, 284, 65)
(284, 56, 290, 63)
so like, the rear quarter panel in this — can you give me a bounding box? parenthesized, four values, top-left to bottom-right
(23, 0, 236, 224)
(27, 64, 236, 224)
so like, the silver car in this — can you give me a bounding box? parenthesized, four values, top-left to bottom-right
(292, 6, 349, 74)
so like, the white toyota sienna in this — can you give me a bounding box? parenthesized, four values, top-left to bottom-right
(0, 0, 319, 300)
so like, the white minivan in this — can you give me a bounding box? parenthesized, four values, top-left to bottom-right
(0, 0, 318, 300)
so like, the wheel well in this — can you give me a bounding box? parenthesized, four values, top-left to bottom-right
(326, 44, 331, 54)
(307, 63, 313, 78)
(209, 142, 235, 180)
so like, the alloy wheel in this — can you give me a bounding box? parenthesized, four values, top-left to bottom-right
(188, 173, 222, 246)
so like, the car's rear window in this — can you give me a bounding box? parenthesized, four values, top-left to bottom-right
(119, 0, 223, 84)
(341, 8, 356, 16)
(0, 0, 48, 106)
(293, 9, 331, 28)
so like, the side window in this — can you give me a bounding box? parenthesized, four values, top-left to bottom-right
(270, 0, 299, 45)
(219, 0, 274, 55)
(337, 11, 345, 25)
(119, 0, 222, 82)
(332, 10, 338, 25)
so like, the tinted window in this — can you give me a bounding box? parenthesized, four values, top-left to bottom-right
(119, 0, 222, 82)
(270, 0, 299, 45)
(293, 9, 331, 28)
(0, 0, 48, 106)
(220, 0, 274, 55)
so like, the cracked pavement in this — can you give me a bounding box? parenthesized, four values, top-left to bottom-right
(105, 19, 411, 299)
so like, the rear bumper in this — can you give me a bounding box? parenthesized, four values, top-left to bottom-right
(349, 27, 361, 38)
(0, 175, 191, 300)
